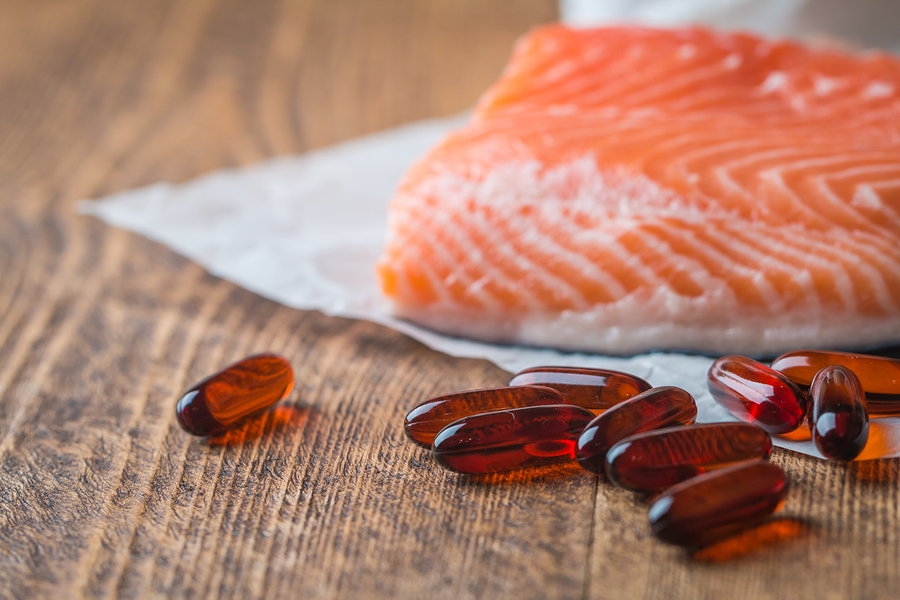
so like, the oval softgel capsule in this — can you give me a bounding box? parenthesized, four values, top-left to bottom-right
(176, 354, 294, 436)
(708, 356, 806, 434)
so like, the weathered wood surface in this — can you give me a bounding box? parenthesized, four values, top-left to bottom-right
(0, 1, 898, 598)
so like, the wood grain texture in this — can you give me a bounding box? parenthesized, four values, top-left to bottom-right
(0, 1, 898, 598)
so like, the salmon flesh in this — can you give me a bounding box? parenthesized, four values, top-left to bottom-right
(377, 26, 900, 356)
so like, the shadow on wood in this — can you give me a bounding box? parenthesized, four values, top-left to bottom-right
(205, 404, 311, 447)
(455, 461, 588, 486)
(690, 517, 812, 563)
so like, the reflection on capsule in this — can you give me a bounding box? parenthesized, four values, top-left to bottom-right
(404, 385, 567, 446)
(649, 461, 789, 547)
(809, 365, 869, 461)
(509, 366, 651, 413)
(773, 350, 900, 415)
(605, 423, 773, 492)
(575, 386, 697, 473)
(431, 405, 594, 474)
(176, 354, 294, 436)
(708, 356, 806, 434)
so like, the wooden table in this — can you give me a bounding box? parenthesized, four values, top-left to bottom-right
(1, 1, 898, 598)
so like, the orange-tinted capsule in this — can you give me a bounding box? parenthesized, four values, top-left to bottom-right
(605, 423, 773, 492)
(175, 354, 294, 436)
(772, 350, 900, 415)
(708, 356, 807, 434)
(809, 365, 869, 461)
(431, 405, 594, 474)
(575, 386, 697, 473)
(649, 461, 789, 547)
(404, 386, 567, 446)
(508, 366, 651, 413)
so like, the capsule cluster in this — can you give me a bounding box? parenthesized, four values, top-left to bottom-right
(403, 366, 787, 548)
(710, 350, 900, 461)
(174, 349, 900, 549)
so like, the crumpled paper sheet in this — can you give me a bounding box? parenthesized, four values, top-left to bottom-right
(78, 113, 900, 460)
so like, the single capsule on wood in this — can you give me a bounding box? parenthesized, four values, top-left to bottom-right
(575, 387, 697, 473)
(809, 365, 869, 461)
(404, 386, 567, 446)
(509, 366, 651, 413)
(707, 356, 806, 434)
(649, 461, 789, 547)
(431, 405, 594, 474)
(772, 350, 900, 415)
(176, 354, 294, 436)
(605, 423, 773, 493)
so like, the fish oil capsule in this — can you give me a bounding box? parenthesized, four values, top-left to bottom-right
(431, 405, 594, 474)
(509, 366, 651, 413)
(605, 423, 772, 493)
(649, 461, 789, 547)
(707, 356, 806, 434)
(404, 386, 567, 446)
(575, 387, 697, 473)
(772, 350, 900, 415)
(809, 365, 869, 461)
(176, 353, 294, 436)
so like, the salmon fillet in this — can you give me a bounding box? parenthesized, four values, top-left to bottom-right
(376, 25, 900, 356)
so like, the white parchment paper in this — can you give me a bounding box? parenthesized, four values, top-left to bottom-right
(78, 1, 900, 459)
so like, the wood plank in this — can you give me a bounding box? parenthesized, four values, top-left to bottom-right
(1, 0, 899, 599)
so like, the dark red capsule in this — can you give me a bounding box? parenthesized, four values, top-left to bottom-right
(431, 405, 594, 474)
(707, 356, 806, 435)
(575, 386, 697, 473)
(809, 365, 869, 461)
(176, 353, 294, 436)
(772, 350, 900, 415)
(648, 461, 789, 547)
(509, 366, 651, 413)
(605, 423, 773, 492)
(404, 386, 567, 446)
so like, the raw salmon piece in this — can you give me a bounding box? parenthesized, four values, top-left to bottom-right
(376, 26, 900, 356)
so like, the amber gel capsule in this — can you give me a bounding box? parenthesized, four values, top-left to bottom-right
(708, 356, 806, 434)
(509, 367, 651, 413)
(809, 365, 869, 461)
(176, 354, 294, 436)
(605, 423, 773, 492)
(404, 385, 567, 446)
(772, 350, 900, 415)
(648, 461, 789, 547)
(575, 386, 697, 473)
(431, 405, 594, 474)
